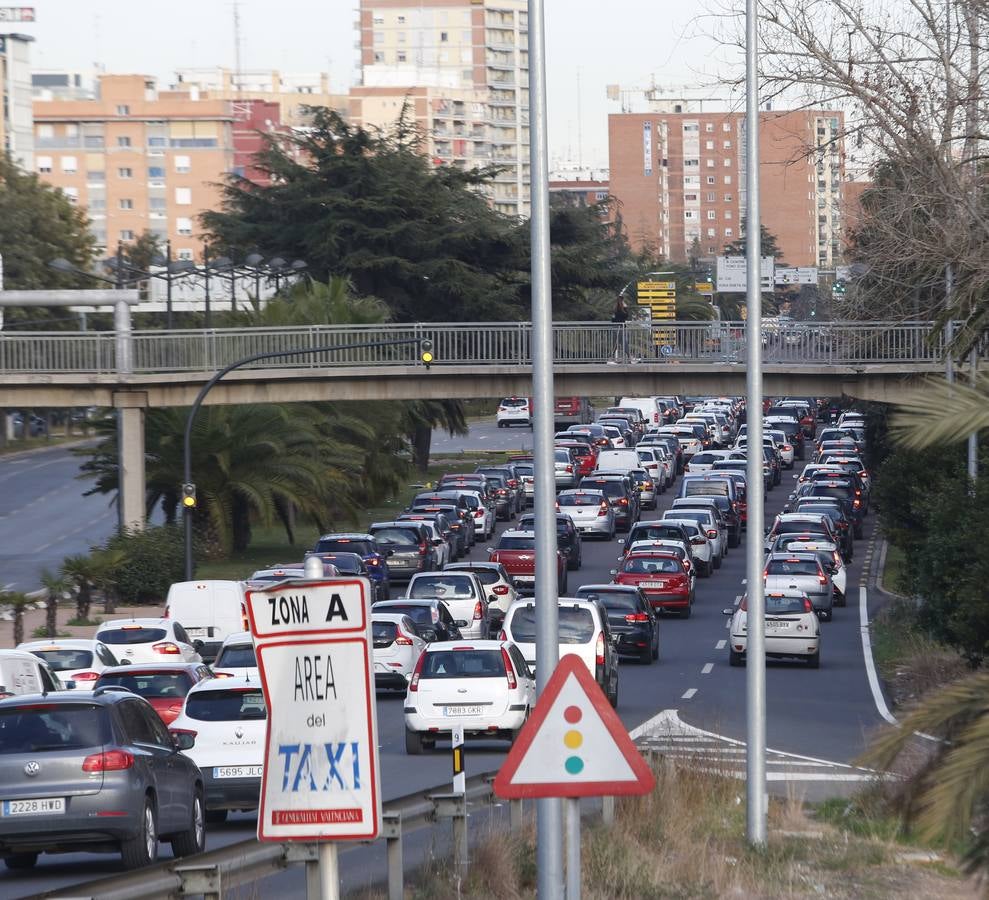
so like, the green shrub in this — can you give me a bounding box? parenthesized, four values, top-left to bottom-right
(104, 525, 186, 606)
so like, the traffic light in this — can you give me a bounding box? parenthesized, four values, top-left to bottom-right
(420, 339, 434, 369)
(181, 482, 197, 510)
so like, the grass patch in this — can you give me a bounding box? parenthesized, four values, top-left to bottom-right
(30, 626, 71, 639)
(882, 541, 909, 595)
(65, 616, 102, 627)
(0, 434, 82, 456)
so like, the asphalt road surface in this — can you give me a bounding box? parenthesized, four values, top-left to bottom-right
(1, 431, 888, 898)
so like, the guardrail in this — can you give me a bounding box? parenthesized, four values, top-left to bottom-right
(41, 772, 504, 900)
(0, 321, 974, 376)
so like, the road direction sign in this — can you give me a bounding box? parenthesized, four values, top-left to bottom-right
(246, 578, 382, 842)
(493, 655, 655, 799)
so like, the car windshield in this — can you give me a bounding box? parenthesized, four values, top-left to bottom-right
(765, 595, 810, 615)
(314, 539, 372, 555)
(623, 557, 680, 574)
(778, 519, 827, 533)
(554, 450, 572, 463)
(215, 644, 256, 669)
(408, 576, 474, 599)
(579, 590, 638, 611)
(372, 622, 398, 646)
(766, 560, 820, 576)
(419, 649, 506, 679)
(583, 482, 624, 500)
(629, 525, 684, 542)
(509, 606, 595, 644)
(684, 481, 728, 497)
(28, 649, 94, 671)
(96, 672, 191, 698)
(371, 528, 419, 546)
(501, 398, 528, 408)
(185, 689, 267, 721)
(497, 536, 535, 550)
(377, 604, 434, 626)
(558, 494, 603, 507)
(98, 627, 167, 645)
(0, 705, 108, 753)
(668, 511, 709, 526)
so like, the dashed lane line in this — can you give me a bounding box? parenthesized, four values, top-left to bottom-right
(716, 640, 726, 650)
(701, 663, 714, 675)
(681, 688, 698, 700)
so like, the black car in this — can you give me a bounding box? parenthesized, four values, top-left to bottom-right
(804, 477, 865, 538)
(399, 510, 462, 560)
(473, 470, 517, 520)
(790, 500, 855, 559)
(517, 512, 583, 570)
(0, 688, 205, 870)
(578, 475, 639, 531)
(410, 492, 477, 548)
(311, 533, 391, 602)
(370, 599, 462, 642)
(575, 584, 658, 665)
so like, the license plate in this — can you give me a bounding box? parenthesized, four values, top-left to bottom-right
(765, 620, 791, 630)
(443, 705, 483, 717)
(2, 797, 65, 816)
(185, 627, 207, 637)
(515, 577, 534, 584)
(213, 765, 263, 779)
(389, 559, 411, 567)
(642, 581, 667, 588)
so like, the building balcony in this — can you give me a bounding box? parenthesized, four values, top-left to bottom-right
(35, 137, 82, 149)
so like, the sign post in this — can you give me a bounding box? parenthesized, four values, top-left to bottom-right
(246, 568, 381, 899)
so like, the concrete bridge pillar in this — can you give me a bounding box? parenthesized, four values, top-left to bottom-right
(114, 392, 148, 533)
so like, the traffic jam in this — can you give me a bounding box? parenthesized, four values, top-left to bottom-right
(0, 394, 871, 872)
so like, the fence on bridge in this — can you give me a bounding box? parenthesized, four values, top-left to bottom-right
(0, 321, 973, 376)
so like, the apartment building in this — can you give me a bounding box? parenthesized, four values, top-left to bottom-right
(357, 0, 531, 217)
(608, 103, 845, 267)
(0, 33, 34, 169)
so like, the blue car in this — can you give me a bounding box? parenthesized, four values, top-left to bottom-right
(311, 533, 391, 602)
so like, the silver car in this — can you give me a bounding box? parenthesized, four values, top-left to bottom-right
(554, 447, 578, 489)
(555, 489, 616, 539)
(763, 551, 834, 620)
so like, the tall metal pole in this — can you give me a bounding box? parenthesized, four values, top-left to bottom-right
(744, 0, 767, 847)
(968, 351, 978, 483)
(528, 0, 564, 896)
(203, 246, 212, 328)
(165, 240, 174, 330)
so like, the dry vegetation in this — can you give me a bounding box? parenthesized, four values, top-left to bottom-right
(349, 758, 977, 899)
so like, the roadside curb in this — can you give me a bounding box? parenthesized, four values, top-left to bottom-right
(0, 437, 97, 462)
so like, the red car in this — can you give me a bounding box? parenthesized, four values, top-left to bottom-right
(612, 551, 694, 619)
(93, 662, 214, 725)
(554, 440, 598, 478)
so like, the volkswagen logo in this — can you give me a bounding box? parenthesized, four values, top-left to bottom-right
(234, 727, 244, 740)
(23, 761, 40, 777)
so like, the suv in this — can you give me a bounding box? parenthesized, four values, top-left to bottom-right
(473, 470, 516, 521)
(443, 562, 519, 630)
(496, 397, 531, 427)
(0, 689, 205, 869)
(368, 521, 436, 581)
(518, 512, 583, 570)
(475, 466, 524, 515)
(578, 474, 639, 531)
(310, 533, 391, 602)
(404, 571, 490, 639)
(574, 585, 659, 664)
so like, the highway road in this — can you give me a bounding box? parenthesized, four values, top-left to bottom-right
(0, 425, 889, 898)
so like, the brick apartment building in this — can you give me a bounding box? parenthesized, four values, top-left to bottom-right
(608, 104, 845, 267)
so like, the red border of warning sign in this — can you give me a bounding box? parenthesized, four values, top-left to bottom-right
(493, 655, 655, 799)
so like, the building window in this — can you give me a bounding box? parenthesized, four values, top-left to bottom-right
(397, 31, 406, 42)
(61, 156, 77, 173)
(723, 122, 731, 132)
(118, 167, 132, 178)
(705, 140, 713, 150)
(684, 193, 698, 201)
(62, 186, 79, 204)
(373, 30, 384, 43)
(684, 210, 698, 220)
(706, 159, 715, 168)
(440, 31, 448, 41)
(705, 122, 714, 132)
(119, 198, 134, 210)
(706, 176, 715, 185)
(120, 229, 135, 241)
(116, 104, 130, 115)
(117, 136, 132, 147)
(724, 193, 732, 202)
(149, 198, 166, 211)
(373, 15, 383, 24)
(175, 187, 192, 205)
(177, 248, 194, 261)
(397, 15, 405, 23)
(148, 166, 165, 178)
(683, 122, 699, 132)
(176, 217, 193, 236)
(725, 210, 733, 220)
(706, 192, 716, 202)
(723, 140, 732, 149)
(706, 210, 716, 220)
(37, 124, 53, 139)
(397, 51, 407, 62)
(724, 175, 732, 184)
(684, 159, 699, 167)
(174, 155, 191, 174)
(725, 228, 733, 237)
(37, 156, 52, 174)
(373, 51, 384, 62)
(723, 158, 731, 167)
(148, 137, 167, 147)
(707, 228, 716, 238)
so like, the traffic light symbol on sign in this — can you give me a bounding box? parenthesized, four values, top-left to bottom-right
(563, 705, 584, 775)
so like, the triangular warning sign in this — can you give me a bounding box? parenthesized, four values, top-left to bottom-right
(493, 655, 656, 799)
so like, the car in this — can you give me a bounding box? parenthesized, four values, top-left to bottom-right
(472, 470, 516, 520)
(372, 599, 462, 642)
(665, 505, 726, 569)
(553, 446, 579, 489)
(611, 551, 694, 618)
(627, 468, 658, 510)
(578, 475, 639, 531)
(725, 590, 821, 667)
(209, 631, 258, 679)
(635, 446, 672, 491)
(508, 457, 536, 509)
(475, 466, 524, 516)
(518, 511, 583, 569)
(0, 649, 68, 696)
(310, 533, 391, 602)
(552, 489, 616, 539)
(303, 549, 378, 586)
(0, 688, 206, 869)
(397, 515, 454, 567)
(169, 677, 266, 824)
(94, 618, 203, 665)
(684, 450, 732, 475)
(407, 498, 475, 552)
(488, 530, 568, 595)
(368, 521, 436, 581)
(671, 492, 741, 548)
(16, 639, 123, 690)
(552, 442, 598, 480)
(404, 571, 490, 639)
(623, 521, 694, 558)
(443, 561, 520, 631)
(371, 613, 428, 691)
(789, 500, 855, 559)
(496, 396, 531, 427)
(163, 581, 247, 664)
(783, 540, 848, 606)
(574, 585, 659, 664)
(403, 640, 536, 753)
(659, 515, 714, 576)
(763, 552, 835, 620)
(765, 429, 796, 468)
(501, 597, 619, 706)
(456, 486, 498, 537)
(94, 662, 215, 725)
(765, 512, 838, 551)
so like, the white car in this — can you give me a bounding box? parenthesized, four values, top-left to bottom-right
(765, 429, 795, 468)
(417, 520, 451, 568)
(684, 450, 732, 475)
(405, 571, 489, 639)
(784, 540, 847, 606)
(666, 504, 726, 568)
(169, 677, 266, 823)
(554, 447, 579, 489)
(655, 428, 703, 459)
(211, 631, 259, 680)
(555, 489, 616, 539)
(372, 613, 427, 691)
(95, 618, 203, 664)
(600, 425, 627, 449)
(725, 590, 821, 667)
(16, 638, 122, 690)
(659, 515, 714, 576)
(636, 447, 672, 489)
(496, 397, 531, 427)
(443, 561, 520, 630)
(404, 640, 536, 753)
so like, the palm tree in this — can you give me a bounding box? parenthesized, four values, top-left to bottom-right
(859, 669, 989, 874)
(675, 296, 717, 321)
(2, 591, 32, 647)
(39, 569, 70, 638)
(403, 400, 469, 474)
(61, 553, 101, 622)
(889, 373, 989, 449)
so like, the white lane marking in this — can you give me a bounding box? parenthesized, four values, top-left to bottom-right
(681, 688, 698, 700)
(716, 639, 726, 650)
(741, 578, 747, 584)
(858, 585, 897, 725)
(701, 663, 714, 675)
(35, 510, 114, 553)
(734, 594, 742, 606)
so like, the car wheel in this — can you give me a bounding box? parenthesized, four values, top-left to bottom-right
(806, 648, 821, 668)
(639, 644, 653, 665)
(405, 728, 424, 755)
(171, 789, 206, 858)
(3, 853, 38, 871)
(120, 796, 158, 869)
(205, 809, 228, 825)
(835, 591, 846, 607)
(607, 682, 619, 708)
(652, 632, 660, 660)
(679, 603, 692, 619)
(713, 553, 722, 570)
(729, 649, 744, 666)
(701, 560, 712, 578)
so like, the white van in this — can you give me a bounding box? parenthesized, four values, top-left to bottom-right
(164, 580, 248, 664)
(595, 448, 643, 474)
(0, 649, 65, 696)
(618, 397, 662, 429)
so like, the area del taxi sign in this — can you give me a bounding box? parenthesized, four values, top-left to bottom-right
(245, 578, 382, 841)
(493, 655, 655, 799)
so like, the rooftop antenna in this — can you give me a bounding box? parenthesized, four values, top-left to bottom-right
(232, 0, 243, 96)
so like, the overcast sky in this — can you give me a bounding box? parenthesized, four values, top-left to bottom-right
(17, 0, 743, 168)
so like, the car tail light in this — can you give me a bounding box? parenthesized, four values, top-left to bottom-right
(72, 671, 99, 683)
(598, 502, 609, 517)
(762, 568, 769, 579)
(644, 481, 653, 489)
(595, 632, 605, 667)
(625, 612, 650, 623)
(853, 499, 861, 508)
(241, 602, 249, 632)
(497, 488, 508, 496)
(473, 601, 483, 621)
(418, 541, 429, 555)
(163, 608, 169, 619)
(493, 585, 509, 595)
(214, 671, 235, 678)
(618, 497, 629, 506)
(818, 572, 827, 585)
(804, 599, 814, 613)
(507, 479, 518, 488)
(706, 529, 718, 538)
(395, 630, 415, 646)
(498, 629, 507, 641)
(409, 653, 427, 692)
(83, 749, 135, 772)
(501, 647, 517, 689)
(367, 557, 380, 567)
(153, 642, 182, 655)
(740, 597, 748, 611)
(783, 444, 792, 451)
